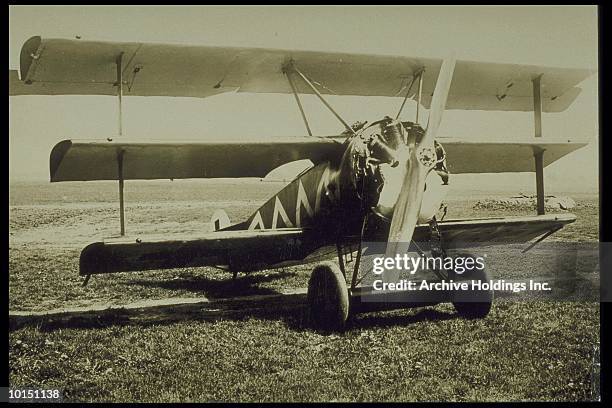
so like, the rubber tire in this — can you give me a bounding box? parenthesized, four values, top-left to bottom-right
(449, 252, 493, 319)
(307, 261, 350, 331)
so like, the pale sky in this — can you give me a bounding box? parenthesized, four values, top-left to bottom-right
(8, 5, 599, 192)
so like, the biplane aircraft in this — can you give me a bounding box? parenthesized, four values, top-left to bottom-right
(10, 36, 594, 329)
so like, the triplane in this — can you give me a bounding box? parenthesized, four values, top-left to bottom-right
(10, 36, 594, 329)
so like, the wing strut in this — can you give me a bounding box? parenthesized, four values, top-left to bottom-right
(532, 74, 545, 215)
(285, 61, 357, 136)
(284, 69, 313, 136)
(115, 52, 127, 235)
(416, 71, 424, 125)
(394, 69, 424, 124)
(116, 52, 124, 136)
(117, 149, 126, 236)
(395, 70, 420, 120)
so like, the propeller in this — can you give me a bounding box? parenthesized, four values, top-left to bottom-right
(383, 56, 456, 284)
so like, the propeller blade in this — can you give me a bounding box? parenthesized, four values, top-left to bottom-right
(383, 56, 456, 284)
(421, 55, 457, 148)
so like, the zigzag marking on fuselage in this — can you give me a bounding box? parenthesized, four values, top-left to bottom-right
(272, 196, 294, 228)
(248, 211, 265, 230)
(295, 180, 314, 227)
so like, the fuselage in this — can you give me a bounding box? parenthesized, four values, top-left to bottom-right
(233, 117, 448, 247)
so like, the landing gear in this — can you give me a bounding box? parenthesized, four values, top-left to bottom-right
(306, 241, 493, 330)
(430, 219, 492, 319)
(306, 261, 350, 331)
(449, 252, 493, 319)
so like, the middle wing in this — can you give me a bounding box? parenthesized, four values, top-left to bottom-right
(50, 137, 345, 182)
(440, 138, 588, 173)
(49, 137, 586, 181)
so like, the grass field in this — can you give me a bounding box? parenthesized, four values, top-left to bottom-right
(8, 180, 600, 402)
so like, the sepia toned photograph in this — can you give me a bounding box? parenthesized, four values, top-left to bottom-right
(8, 5, 601, 403)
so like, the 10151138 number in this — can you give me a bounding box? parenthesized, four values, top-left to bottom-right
(8, 388, 62, 401)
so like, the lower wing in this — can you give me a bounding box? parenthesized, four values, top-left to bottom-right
(80, 228, 315, 276)
(418, 213, 576, 247)
(81, 213, 575, 276)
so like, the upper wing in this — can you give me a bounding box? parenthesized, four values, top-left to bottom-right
(50, 137, 344, 182)
(11, 36, 594, 112)
(440, 139, 588, 173)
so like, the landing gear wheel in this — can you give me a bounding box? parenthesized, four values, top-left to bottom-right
(307, 261, 350, 331)
(449, 252, 493, 319)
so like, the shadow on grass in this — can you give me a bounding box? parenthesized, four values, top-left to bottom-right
(13, 300, 462, 335)
(347, 308, 457, 330)
(285, 307, 459, 335)
(124, 270, 297, 298)
(11, 268, 464, 334)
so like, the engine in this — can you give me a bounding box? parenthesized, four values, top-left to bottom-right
(347, 116, 449, 222)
